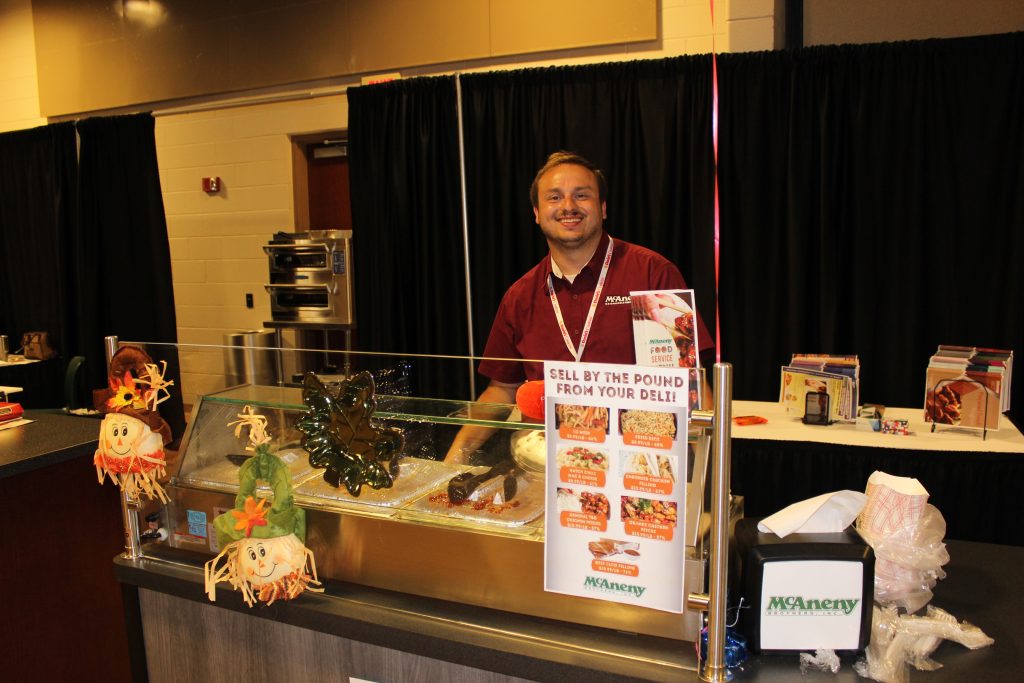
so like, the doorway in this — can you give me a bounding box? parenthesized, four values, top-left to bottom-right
(288, 131, 356, 373)
(291, 131, 352, 231)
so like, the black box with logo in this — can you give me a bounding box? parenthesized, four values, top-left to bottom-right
(735, 517, 874, 654)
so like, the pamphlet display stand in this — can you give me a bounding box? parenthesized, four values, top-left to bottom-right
(928, 377, 994, 440)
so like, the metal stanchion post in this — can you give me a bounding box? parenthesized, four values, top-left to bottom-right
(687, 362, 733, 682)
(104, 335, 144, 560)
(121, 491, 144, 560)
(104, 335, 119, 369)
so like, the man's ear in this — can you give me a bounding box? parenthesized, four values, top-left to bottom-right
(533, 206, 541, 224)
(602, 201, 607, 219)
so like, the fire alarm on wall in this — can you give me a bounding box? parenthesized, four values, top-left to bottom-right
(202, 176, 221, 193)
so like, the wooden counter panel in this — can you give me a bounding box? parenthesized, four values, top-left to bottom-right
(1, 451, 130, 682)
(140, 588, 534, 683)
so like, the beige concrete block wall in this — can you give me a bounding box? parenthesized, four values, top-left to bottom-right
(0, 0, 45, 132)
(661, 0, 729, 56)
(728, 0, 776, 52)
(156, 96, 347, 405)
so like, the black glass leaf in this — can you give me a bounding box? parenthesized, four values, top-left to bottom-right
(296, 371, 405, 495)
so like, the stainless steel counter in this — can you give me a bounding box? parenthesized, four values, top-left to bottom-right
(115, 538, 1020, 682)
(116, 546, 697, 683)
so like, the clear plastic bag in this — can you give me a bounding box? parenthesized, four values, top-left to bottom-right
(853, 604, 994, 683)
(858, 504, 950, 612)
(799, 648, 840, 674)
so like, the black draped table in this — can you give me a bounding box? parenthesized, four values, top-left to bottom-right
(729, 401, 1024, 545)
(0, 356, 64, 408)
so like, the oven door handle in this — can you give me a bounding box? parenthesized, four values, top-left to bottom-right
(262, 244, 329, 255)
(264, 284, 331, 292)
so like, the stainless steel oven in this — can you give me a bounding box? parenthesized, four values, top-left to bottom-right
(263, 230, 354, 324)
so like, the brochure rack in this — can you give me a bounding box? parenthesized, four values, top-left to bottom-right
(927, 376, 994, 440)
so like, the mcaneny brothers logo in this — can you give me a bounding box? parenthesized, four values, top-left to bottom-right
(583, 576, 646, 598)
(766, 595, 860, 616)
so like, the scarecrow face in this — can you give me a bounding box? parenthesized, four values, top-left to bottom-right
(97, 412, 164, 475)
(237, 535, 305, 587)
(103, 415, 145, 458)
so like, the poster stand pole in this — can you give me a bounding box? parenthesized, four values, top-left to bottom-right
(688, 362, 733, 682)
(104, 334, 145, 560)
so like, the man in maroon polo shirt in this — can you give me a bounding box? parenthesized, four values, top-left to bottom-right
(445, 151, 711, 462)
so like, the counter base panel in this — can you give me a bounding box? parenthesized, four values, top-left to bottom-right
(140, 588, 536, 683)
(1, 437, 131, 682)
(117, 551, 699, 683)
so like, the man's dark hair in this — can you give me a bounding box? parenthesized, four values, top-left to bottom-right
(529, 150, 607, 208)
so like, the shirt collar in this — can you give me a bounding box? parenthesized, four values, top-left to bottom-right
(547, 231, 610, 283)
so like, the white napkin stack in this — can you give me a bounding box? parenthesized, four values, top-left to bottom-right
(757, 490, 868, 537)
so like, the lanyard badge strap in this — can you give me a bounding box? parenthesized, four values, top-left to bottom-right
(547, 238, 614, 362)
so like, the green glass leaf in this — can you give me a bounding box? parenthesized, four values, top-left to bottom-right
(296, 372, 404, 496)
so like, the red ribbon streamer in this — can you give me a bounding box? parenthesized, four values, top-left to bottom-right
(710, 0, 721, 365)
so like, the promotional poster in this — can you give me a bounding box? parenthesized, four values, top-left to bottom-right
(543, 361, 690, 612)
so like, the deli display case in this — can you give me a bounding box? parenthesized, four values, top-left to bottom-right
(104, 340, 745, 681)
(160, 379, 719, 639)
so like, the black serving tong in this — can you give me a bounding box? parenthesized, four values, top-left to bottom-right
(447, 458, 516, 504)
(225, 453, 252, 467)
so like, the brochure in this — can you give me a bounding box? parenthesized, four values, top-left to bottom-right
(923, 345, 1013, 429)
(779, 354, 860, 422)
(629, 290, 700, 369)
(779, 366, 852, 423)
(790, 354, 860, 413)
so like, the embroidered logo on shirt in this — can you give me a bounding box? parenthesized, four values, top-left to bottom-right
(604, 295, 632, 305)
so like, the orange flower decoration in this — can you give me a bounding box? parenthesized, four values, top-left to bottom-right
(231, 496, 269, 537)
(107, 371, 151, 411)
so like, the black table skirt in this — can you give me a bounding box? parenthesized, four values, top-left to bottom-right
(0, 358, 64, 408)
(731, 438, 1024, 545)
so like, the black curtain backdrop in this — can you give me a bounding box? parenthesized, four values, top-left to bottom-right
(459, 59, 717, 380)
(75, 114, 185, 440)
(348, 76, 469, 400)
(0, 123, 78, 360)
(348, 32, 1024, 416)
(717, 32, 1024, 417)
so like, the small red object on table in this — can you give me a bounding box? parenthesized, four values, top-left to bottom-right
(0, 402, 24, 423)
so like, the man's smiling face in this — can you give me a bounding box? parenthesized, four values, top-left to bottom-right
(533, 163, 606, 252)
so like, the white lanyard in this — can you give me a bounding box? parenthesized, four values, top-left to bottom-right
(546, 237, 614, 362)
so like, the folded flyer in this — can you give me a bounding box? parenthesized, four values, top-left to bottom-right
(629, 290, 700, 369)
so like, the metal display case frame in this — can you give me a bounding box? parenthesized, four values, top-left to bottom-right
(105, 337, 736, 677)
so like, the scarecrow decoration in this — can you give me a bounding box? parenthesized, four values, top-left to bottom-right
(93, 346, 173, 502)
(205, 406, 321, 607)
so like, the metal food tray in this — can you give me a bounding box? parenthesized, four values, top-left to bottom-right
(295, 457, 454, 509)
(403, 468, 545, 528)
(176, 447, 316, 493)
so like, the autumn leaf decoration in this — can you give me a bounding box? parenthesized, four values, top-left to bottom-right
(296, 372, 404, 496)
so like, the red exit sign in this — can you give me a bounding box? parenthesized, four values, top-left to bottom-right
(360, 72, 403, 85)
